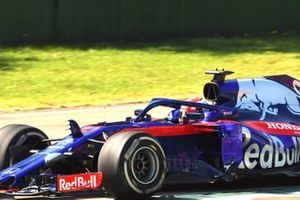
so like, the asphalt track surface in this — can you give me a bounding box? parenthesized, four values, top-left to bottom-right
(1, 104, 300, 200)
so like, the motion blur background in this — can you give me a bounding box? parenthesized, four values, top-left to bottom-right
(1, 0, 300, 43)
(0, 0, 299, 111)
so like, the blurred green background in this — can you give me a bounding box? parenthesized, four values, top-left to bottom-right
(1, 0, 300, 44)
(0, 0, 300, 111)
(1, 34, 300, 111)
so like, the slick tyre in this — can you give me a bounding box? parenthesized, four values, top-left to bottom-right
(98, 132, 166, 199)
(0, 124, 50, 170)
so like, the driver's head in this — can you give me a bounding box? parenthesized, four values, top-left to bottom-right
(167, 109, 180, 123)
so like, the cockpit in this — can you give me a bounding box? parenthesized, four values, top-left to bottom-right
(131, 98, 222, 124)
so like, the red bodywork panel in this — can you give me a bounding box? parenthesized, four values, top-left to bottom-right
(122, 123, 218, 137)
(243, 121, 300, 136)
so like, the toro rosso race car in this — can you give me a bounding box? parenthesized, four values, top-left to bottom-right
(0, 70, 300, 199)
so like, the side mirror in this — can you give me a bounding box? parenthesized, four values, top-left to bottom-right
(125, 117, 132, 122)
(134, 109, 151, 121)
(144, 114, 152, 122)
(134, 109, 143, 116)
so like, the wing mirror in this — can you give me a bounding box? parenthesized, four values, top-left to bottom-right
(134, 109, 151, 121)
(134, 109, 143, 116)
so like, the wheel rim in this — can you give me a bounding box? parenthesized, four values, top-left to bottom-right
(130, 147, 159, 185)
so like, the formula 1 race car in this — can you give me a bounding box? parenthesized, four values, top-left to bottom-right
(0, 70, 300, 199)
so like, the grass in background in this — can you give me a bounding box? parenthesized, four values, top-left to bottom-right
(0, 33, 300, 111)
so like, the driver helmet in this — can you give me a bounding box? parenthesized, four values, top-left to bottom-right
(167, 109, 181, 123)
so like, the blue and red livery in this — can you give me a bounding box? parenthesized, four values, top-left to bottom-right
(0, 70, 299, 199)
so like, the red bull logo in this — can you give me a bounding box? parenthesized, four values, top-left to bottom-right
(293, 80, 300, 95)
(235, 78, 300, 120)
(57, 172, 102, 192)
(239, 126, 300, 170)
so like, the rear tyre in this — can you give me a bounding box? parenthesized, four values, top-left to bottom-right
(98, 132, 166, 199)
(0, 124, 50, 170)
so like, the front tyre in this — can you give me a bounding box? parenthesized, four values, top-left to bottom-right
(98, 132, 166, 199)
(0, 124, 50, 170)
